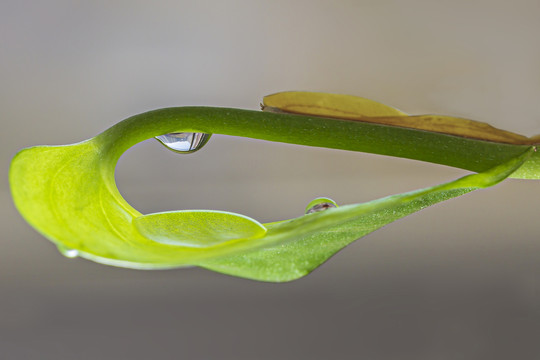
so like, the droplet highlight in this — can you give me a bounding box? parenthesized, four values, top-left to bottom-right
(57, 244, 79, 258)
(305, 197, 338, 214)
(155, 132, 211, 153)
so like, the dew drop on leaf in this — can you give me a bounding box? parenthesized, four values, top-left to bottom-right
(155, 132, 211, 153)
(305, 197, 338, 214)
(57, 245, 79, 258)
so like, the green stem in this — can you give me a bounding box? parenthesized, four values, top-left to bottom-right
(95, 107, 538, 179)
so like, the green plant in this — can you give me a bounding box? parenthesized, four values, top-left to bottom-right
(9, 92, 539, 282)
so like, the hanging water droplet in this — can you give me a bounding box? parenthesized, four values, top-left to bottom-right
(155, 132, 211, 153)
(57, 244, 79, 258)
(305, 197, 338, 214)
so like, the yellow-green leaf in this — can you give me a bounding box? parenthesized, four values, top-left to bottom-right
(263, 91, 538, 145)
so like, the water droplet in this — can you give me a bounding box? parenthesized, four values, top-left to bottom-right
(155, 132, 211, 153)
(305, 197, 338, 214)
(57, 244, 79, 258)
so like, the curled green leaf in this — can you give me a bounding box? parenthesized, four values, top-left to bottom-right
(9, 92, 539, 281)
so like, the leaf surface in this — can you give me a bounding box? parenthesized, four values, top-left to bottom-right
(263, 91, 537, 145)
(9, 92, 539, 281)
(199, 149, 532, 281)
(134, 211, 267, 248)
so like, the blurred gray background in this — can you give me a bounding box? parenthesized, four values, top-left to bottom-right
(2, 1, 540, 359)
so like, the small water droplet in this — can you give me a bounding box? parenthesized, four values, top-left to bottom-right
(57, 245, 79, 258)
(305, 197, 338, 214)
(155, 132, 211, 153)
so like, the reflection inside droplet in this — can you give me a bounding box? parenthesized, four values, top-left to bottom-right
(305, 197, 338, 214)
(57, 244, 79, 258)
(155, 132, 211, 153)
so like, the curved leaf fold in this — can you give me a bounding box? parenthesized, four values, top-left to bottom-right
(9, 91, 539, 281)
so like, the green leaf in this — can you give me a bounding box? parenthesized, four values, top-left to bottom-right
(9, 93, 539, 281)
(198, 149, 533, 281)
